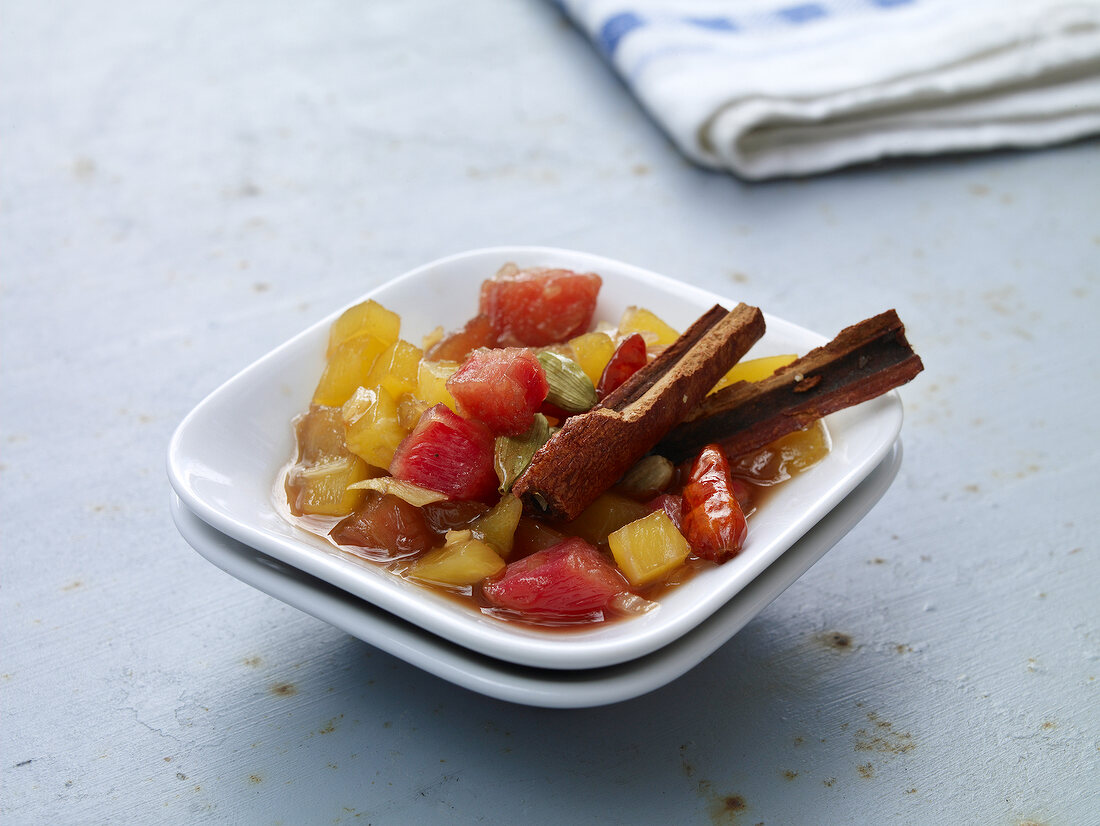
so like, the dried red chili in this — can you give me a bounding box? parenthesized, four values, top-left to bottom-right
(680, 444, 747, 562)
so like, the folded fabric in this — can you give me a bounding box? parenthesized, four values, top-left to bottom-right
(559, 0, 1100, 178)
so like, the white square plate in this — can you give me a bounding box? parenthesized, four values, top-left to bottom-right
(167, 247, 904, 670)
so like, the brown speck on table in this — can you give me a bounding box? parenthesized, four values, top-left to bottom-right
(857, 763, 875, 779)
(72, 156, 96, 181)
(855, 712, 915, 754)
(242, 656, 263, 668)
(783, 770, 798, 781)
(248, 774, 262, 784)
(679, 743, 695, 778)
(823, 777, 836, 787)
(270, 682, 297, 697)
(708, 793, 746, 821)
(819, 631, 853, 650)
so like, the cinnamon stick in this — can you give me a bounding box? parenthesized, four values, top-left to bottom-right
(656, 309, 923, 463)
(513, 303, 765, 521)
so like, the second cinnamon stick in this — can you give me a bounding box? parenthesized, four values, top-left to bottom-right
(657, 310, 923, 463)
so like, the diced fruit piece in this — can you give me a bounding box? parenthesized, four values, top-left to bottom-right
(330, 492, 437, 559)
(618, 306, 679, 348)
(561, 492, 652, 547)
(293, 405, 350, 465)
(647, 493, 684, 530)
(313, 334, 388, 407)
(407, 532, 506, 587)
(397, 393, 430, 431)
(366, 339, 423, 398)
(389, 404, 498, 501)
(729, 420, 831, 485)
(711, 354, 798, 394)
(597, 333, 648, 399)
(681, 445, 748, 562)
(424, 314, 497, 362)
(479, 266, 601, 346)
(609, 510, 691, 586)
(288, 457, 370, 517)
(511, 516, 567, 557)
(447, 348, 549, 436)
(342, 386, 407, 470)
(287, 406, 373, 516)
(421, 499, 489, 533)
(481, 538, 627, 618)
(568, 331, 616, 384)
(327, 299, 401, 358)
(416, 530, 505, 584)
(470, 495, 523, 557)
(416, 359, 459, 410)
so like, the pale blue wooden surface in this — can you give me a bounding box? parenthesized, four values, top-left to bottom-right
(2, 2, 1097, 823)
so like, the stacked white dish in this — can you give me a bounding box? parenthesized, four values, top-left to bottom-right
(167, 248, 905, 708)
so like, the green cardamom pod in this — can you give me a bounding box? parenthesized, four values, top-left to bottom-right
(536, 351, 598, 413)
(616, 454, 675, 499)
(494, 414, 550, 493)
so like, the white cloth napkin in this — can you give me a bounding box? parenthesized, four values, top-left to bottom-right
(559, 0, 1100, 179)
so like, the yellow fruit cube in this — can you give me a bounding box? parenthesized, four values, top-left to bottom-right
(288, 457, 369, 516)
(618, 306, 680, 348)
(407, 533, 505, 587)
(711, 354, 798, 394)
(327, 299, 400, 357)
(563, 492, 651, 547)
(731, 420, 831, 484)
(608, 510, 690, 587)
(416, 359, 459, 410)
(396, 393, 429, 431)
(287, 405, 373, 516)
(294, 405, 349, 465)
(567, 332, 616, 384)
(367, 339, 423, 398)
(471, 495, 523, 558)
(341, 386, 408, 470)
(312, 334, 388, 407)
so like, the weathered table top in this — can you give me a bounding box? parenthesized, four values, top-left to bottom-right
(3, 2, 1097, 823)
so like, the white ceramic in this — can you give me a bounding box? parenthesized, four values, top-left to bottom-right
(170, 440, 900, 707)
(167, 247, 905, 670)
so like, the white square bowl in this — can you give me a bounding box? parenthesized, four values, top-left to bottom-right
(167, 247, 904, 670)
